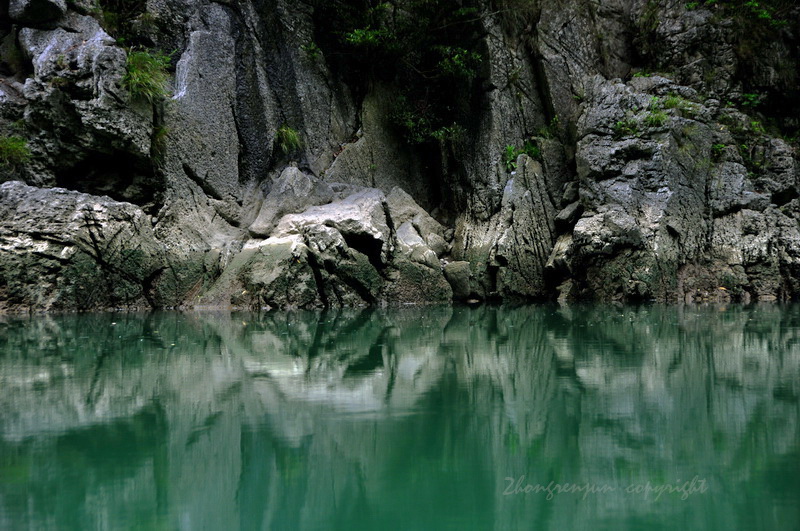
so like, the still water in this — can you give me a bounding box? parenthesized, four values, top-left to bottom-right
(0, 304, 798, 530)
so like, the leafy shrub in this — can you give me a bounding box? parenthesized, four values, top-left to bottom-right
(345, 27, 388, 47)
(275, 125, 302, 154)
(311, 0, 484, 145)
(123, 49, 170, 103)
(741, 92, 761, 107)
(431, 124, 466, 142)
(0, 136, 31, 167)
(301, 42, 321, 60)
(434, 46, 482, 79)
(503, 140, 541, 172)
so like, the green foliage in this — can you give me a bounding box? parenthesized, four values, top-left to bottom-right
(711, 143, 727, 161)
(430, 123, 466, 142)
(434, 46, 482, 79)
(645, 110, 668, 127)
(345, 27, 389, 47)
(389, 96, 432, 144)
(311, 0, 484, 145)
(613, 119, 639, 139)
(275, 125, 302, 154)
(537, 116, 560, 139)
(10, 120, 27, 133)
(741, 92, 761, 107)
(95, 0, 153, 46)
(123, 49, 170, 103)
(690, 0, 789, 26)
(503, 140, 541, 172)
(750, 120, 766, 134)
(737, 142, 765, 173)
(301, 42, 321, 60)
(662, 93, 693, 114)
(0, 136, 31, 167)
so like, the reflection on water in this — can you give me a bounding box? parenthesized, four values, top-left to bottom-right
(0, 305, 798, 530)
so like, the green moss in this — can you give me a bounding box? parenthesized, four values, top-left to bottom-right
(123, 49, 170, 103)
(537, 116, 560, 139)
(662, 93, 697, 116)
(0, 136, 31, 167)
(150, 124, 169, 162)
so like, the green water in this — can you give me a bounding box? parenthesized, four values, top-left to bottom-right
(0, 305, 798, 530)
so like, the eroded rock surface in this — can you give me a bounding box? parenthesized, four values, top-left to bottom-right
(1, 0, 799, 309)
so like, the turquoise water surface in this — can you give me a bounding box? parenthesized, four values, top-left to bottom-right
(1, 305, 798, 530)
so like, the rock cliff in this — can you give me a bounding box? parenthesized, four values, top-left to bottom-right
(1, 0, 799, 310)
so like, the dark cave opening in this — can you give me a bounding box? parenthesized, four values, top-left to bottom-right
(341, 232, 384, 271)
(55, 150, 163, 212)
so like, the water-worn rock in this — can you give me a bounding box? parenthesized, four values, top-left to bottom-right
(0, 181, 169, 311)
(273, 188, 392, 264)
(394, 222, 440, 269)
(248, 166, 335, 237)
(443, 261, 472, 300)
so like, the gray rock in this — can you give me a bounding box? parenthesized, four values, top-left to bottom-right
(13, 13, 154, 195)
(494, 155, 557, 298)
(197, 236, 322, 310)
(709, 162, 770, 216)
(443, 261, 472, 300)
(561, 182, 579, 205)
(0, 181, 166, 311)
(323, 86, 429, 205)
(248, 166, 335, 237)
(384, 260, 452, 304)
(555, 201, 584, 232)
(273, 188, 392, 263)
(395, 221, 439, 269)
(302, 224, 384, 306)
(9, 0, 66, 25)
(546, 235, 574, 275)
(386, 186, 445, 242)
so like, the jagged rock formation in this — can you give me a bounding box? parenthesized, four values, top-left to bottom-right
(1, 0, 799, 310)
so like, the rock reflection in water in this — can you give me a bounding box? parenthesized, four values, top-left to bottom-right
(0, 305, 798, 530)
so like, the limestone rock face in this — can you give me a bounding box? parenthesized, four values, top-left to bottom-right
(248, 166, 335, 237)
(0, 0, 799, 309)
